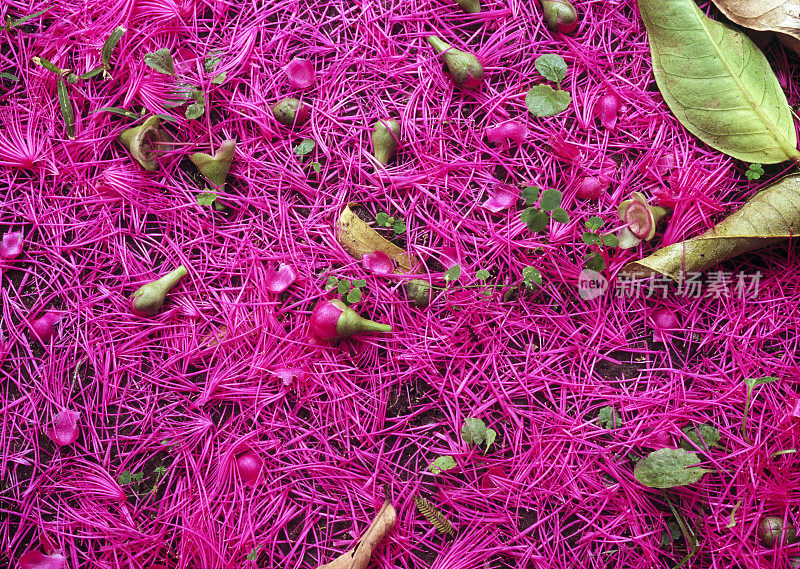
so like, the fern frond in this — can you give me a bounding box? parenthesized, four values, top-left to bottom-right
(414, 495, 455, 535)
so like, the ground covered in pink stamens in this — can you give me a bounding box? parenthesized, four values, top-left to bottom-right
(2, 0, 800, 568)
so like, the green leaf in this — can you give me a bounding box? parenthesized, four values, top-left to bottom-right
(245, 545, 262, 561)
(521, 185, 540, 205)
(0, 72, 20, 82)
(585, 216, 604, 231)
(475, 269, 491, 281)
(154, 465, 166, 478)
(597, 406, 623, 429)
(485, 428, 497, 451)
(601, 233, 620, 248)
(551, 207, 569, 224)
(196, 192, 217, 207)
(33, 56, 69, 76)
(57, 79, 75, 139)
(117, 470, 132, 485)
(131, 471, 144, 483)
(144, 48, 175, 75)
(539, 189, 563, 212)
(393, 220, 406, 234)
(535, 53, 568, 84)
(293, 138, 316, 156)
(204, 55, 222, 72)
(101, 26, 126, 71)
(352, 279, 366, 288)
(92, 107, 140, 119)
(680, 423, 721, 451)
(522, 266, 542, 288)
(461, 417, 487, 446)
(78, 66, 104, 80)
(337, 278, 351, 295)
(212, 72, 227, 84)
(633, 448, 709, 488)
(746, 375, 780, 391)
(325, 276, 339, 291)
(310, 161, 322, 172)
(346, 288, 362, 303)
(526, 85, 571, 118)
(375, 212, 389, 226)
(582, 232, 601, 245)
(521, 207, 549, 233)
(185, 101, 204, 120)
(7, 7, 52, 30)
(638, 0, 800, 163)
(584, 253, 606, 272)
(428, 455, 457, 474)
(444, 264, 461, 282)
(745, 163, 765, 180)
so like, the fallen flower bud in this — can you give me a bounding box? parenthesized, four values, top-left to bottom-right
(594, 92, 620, 130)
(131, 265, 188, 317)
(616, 192, 668, 249)
(271, 97, 310, 127)
(45, 409, 80, 446)
(30, 312, 61, 343)
(371, 118, 401, 165)
(486, 121, 528, 144)
(309, 299, 391, 341)
(427, 36, 483, 89)
(117, 115, 167, 171)
(539, 0, 579, 34)
(190, 139, 236, 188)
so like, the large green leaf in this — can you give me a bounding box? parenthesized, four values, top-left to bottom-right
(634, 448, 710, 488)
(637, 0, 800, 163)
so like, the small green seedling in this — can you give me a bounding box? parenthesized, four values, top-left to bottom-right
(526, 54, 572, 117)
(375, 212, 406, 234)
(680, 423, 721, 451)
(293, 138, 315, 156)
(745, 163, 764, 181)
(582, 216, 617, 272)
(245, 545, 263, 561)
(520, 186, 569, 233)
(521, 266, 542, 290)
(325, 276, 367, 304)
(461, 417, 497, 451)
(597, 405, 622, 429)
(428, 456, 457, 474)
(444, 264, 461, 283)
(414, 495, 455, 535)
(144, 48, 175, 75)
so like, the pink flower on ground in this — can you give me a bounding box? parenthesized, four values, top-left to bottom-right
(45, 410, 80, 447)
(265, 263, 297, 293)
(19, 551, 67, 569)
(486, 121, 528, 144)
(0, 231, 23, 259)
(236, 452, 262, 487)
(481, 183, 519, 213)
(363, 251, 393, 275)
(283, 58, 315, 89)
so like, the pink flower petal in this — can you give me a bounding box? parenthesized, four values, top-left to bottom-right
(45, 410, 80, 447)
(283, 58, 315, 89)
(19, 551, 67, 569)
(486, 121, 528, 144)
(0, 231, 23, 259)
(548, 135, 581, 162)
(481, 183, 519, 213)
(274, 368, 304, 387)
(362, 251, 393, 275)
(594, 93, 620, 130)
(265, 263, 297, 293)
(439, 247, 460, 269)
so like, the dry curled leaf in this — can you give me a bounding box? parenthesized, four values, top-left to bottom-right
(316, 501, 396, 569)
(621, 175, 800, 280)
(711, 0, 800, 54)
(338, 204, 418, 273)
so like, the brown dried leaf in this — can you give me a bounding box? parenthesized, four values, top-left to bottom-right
(711, 0, 800, 54)
(621, 175, 800, 281)
(337, 204, 418, 273)
(316, 501, 396, 569)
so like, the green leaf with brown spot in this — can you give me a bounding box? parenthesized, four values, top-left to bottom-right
(634, 448, 709, 488)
